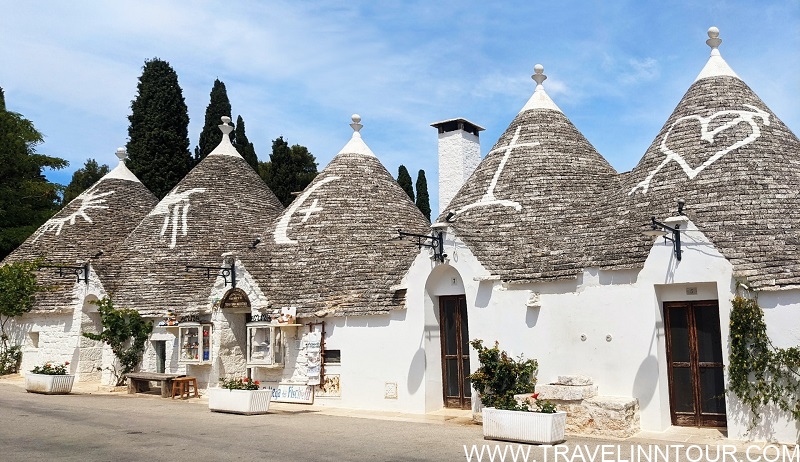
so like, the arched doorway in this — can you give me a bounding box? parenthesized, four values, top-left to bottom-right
(439, 294, 470, 409)
(425, 265, 470, 410)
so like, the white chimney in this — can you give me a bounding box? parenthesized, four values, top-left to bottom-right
(431, 118, 484, 214)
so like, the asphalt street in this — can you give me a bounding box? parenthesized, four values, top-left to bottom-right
(0, 382, 792, 462)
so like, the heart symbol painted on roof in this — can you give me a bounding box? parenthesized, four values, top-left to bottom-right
(630, 104, 770, 194)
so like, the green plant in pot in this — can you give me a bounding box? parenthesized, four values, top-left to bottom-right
(469, 339, 553, 412)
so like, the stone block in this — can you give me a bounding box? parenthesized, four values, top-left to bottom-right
(557, 375, 593, 386)
(535, 383, 597, 401)
(582, 396, 640, 438)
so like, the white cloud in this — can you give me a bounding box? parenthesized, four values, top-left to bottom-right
(619, 57, 660, 85)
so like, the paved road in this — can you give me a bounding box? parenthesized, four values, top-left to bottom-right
(0, 383, 784, 462)
(0, 383, 491, 462)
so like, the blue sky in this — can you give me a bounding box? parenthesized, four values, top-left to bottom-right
(1, 1, 798, 216)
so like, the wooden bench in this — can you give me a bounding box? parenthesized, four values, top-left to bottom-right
(125, 372, 185, 398)
(171, 377, 199, 399)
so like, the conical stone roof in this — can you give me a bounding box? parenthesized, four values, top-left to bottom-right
(619, 27, 800, 289)
(440, 66, 619, 282)
(245, 115, 430, 316)
(109, 117, 284, 315)
(2, 148, 158, 312)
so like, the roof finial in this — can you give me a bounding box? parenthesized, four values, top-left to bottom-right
(218, 116, 233, 135)
(706, 26, 722, 56)
(336, 113, 375, 156)
(531, 64, 547, 86)
(350, 114, 363, 134)
(115, 147, 128, 162)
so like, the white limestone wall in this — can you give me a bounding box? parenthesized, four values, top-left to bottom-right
(10, 267, 113, 382)
(15, 311, 77, 376)
(438, 130, 480, 213)
(406, 222, 799, 444)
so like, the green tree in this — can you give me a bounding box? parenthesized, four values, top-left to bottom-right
(61, 159, 110, 205)
(415, 169, 431, 221)
(83, 297, 153, 385)
(258, 137, 318, 206)
(233, 115, 258, 171)
(397, 165, 415, 202)
(0, 259, 43, 373)
(0, 87, 68, 259)
(125, 58, 192, 199)
(194, 79, 232, 165)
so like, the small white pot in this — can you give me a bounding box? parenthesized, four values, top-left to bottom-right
(482, 408, 567, 444)
(208, 388, 272, 415)
(25, 374, 75, 395)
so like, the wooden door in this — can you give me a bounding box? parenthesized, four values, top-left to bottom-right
(439, 295, 471, 409)
(664, 300, 727, 427)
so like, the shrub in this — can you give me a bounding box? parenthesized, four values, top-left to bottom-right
(468, 339, 538, 411)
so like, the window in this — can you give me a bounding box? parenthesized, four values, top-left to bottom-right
(324, 349, 341, 364)
(246, 322, 286, 367)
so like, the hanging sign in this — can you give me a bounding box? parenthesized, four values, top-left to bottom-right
(220, 288, 250, 311)
(305, 331, 322, 386)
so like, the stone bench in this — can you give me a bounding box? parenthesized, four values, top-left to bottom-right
(125, 372, 185, 398)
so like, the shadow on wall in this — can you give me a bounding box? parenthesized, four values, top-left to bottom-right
(726, 393, 783, 443)
(344, 314, 392, 328)
(407, 345, 426, 394)
(631, 355, 659, 409)
(475, 281, 492, 309)
(525, 307, 539, 328)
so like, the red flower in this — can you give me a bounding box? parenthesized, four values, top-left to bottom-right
(254, 380, 261, 385)
(531, 393, 539, 399)
(242, 378, 249, 382)
(64, 361, 70, 365)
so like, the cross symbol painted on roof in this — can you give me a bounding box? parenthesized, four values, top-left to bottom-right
(454, 125, 529, 215)
(298, 199, 323, 223)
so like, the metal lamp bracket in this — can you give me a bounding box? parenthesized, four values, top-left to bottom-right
(185, 262, 237, 288)
(395, 229, 447, 263)
(40, 263, 90, 284)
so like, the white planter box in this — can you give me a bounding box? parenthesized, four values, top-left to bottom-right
(482, 408, 567, 444)
(208, 388, 272, 415)
(25, 374, 75, 395)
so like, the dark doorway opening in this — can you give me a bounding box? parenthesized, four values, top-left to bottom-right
(439, 295, 471, 409)
(664, 300, 727, 427)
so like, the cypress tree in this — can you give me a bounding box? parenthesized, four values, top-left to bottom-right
(233, 115, 258, 171)
(194, 79, 232, 164)
(0, 87, 67, 259)
(397, 165, 415, 202)
(62, 159, 110, 205)
(126, 58, 192, 199)
(415, 169, 431, 222)
(258, 136, 318, 206)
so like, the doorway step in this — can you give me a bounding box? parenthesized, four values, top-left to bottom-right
(518, 375, 639, 438)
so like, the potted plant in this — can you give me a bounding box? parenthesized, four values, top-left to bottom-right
(469, 340, 566, 444)
(208, 377, 272, 415)
(25, 361, 75, 394)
